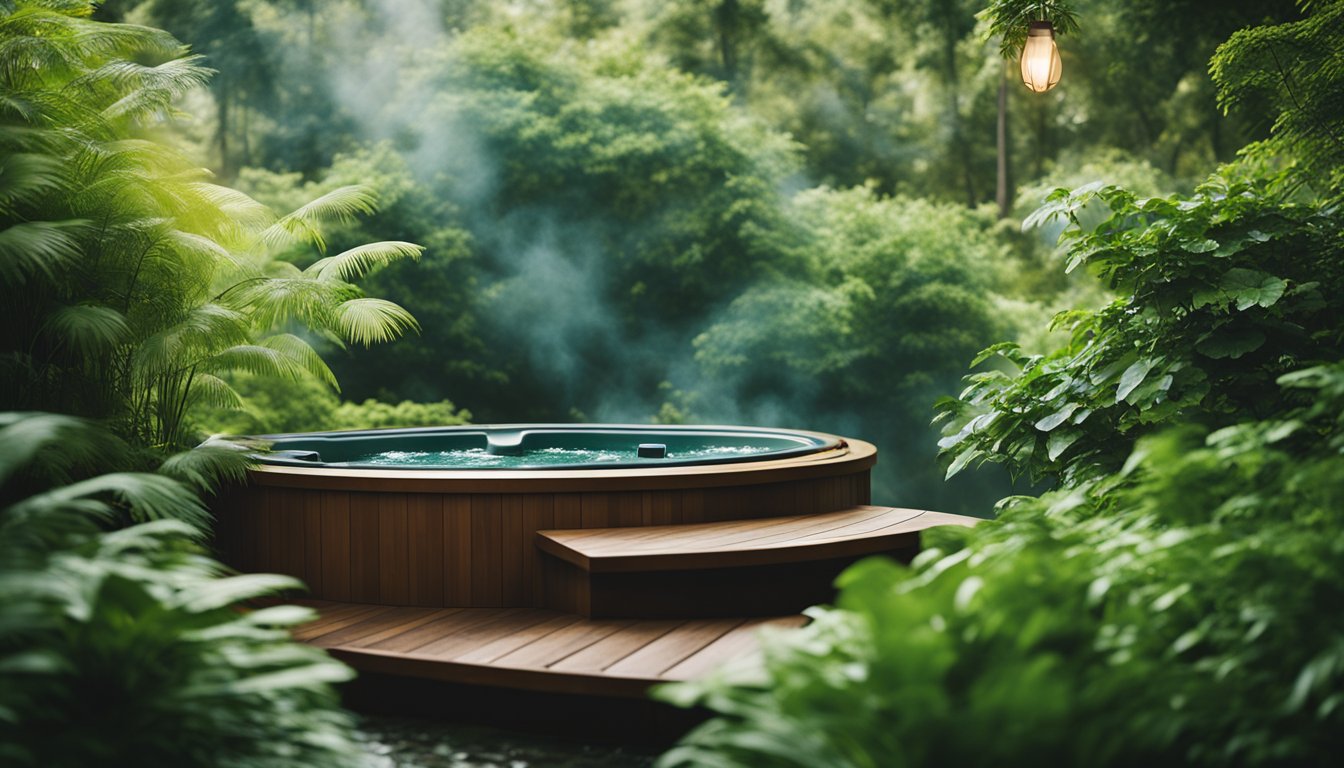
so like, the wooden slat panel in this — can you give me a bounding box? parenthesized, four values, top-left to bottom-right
(378, 493, 409, 604)
(661, 615, 808, 679)
(548, 620, 682, 673)
(301, 491, 323, 595)
(443, 495, 471, 606)
(523, 495, 555, 607)
(645, 492, 675, 526)
(489, 619, 634, 669)
(501, 495, 525, 606)
(553, 494, 581, 529)
(407, 494, 444, 606)
(320, 491, 351, 602)
(349, 493, 381, 603)
(580, 493, 611, 528)
(604, 619, 744, 677)
(612, 492, 642, 527)
(680, 489, 704, 524)
(470, 496, 503, 606)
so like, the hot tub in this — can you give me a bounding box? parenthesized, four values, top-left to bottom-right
(212, 424, 876, 609)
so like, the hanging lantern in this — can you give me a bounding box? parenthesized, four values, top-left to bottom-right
(1020, 20, 1062, 93)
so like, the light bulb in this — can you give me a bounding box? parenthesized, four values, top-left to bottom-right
(1020, 21, 1062, 93)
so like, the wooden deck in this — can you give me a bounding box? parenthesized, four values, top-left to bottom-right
(292, 600, 806, 698)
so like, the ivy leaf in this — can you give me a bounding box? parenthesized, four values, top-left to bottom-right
(1221, 268, 1287, 310)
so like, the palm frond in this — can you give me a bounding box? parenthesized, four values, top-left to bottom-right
(259, 333, 339, 389)
(0, 219, 88, 284)
(204, 344, 311, 383)
(98, 56, 213, 122)
(335, 298, 420, 346)
(159, 439, 254, 495)
(0, 412, 126, 490)
(304, 240, 423, 281)
(174, 573, 306, 613)
(183, 372, 246, 413)
(257, 185, 378, 253)
(223, 276, 350, 329)
(9, 471, 209, 529)
(133, 304, 250, 378)
(39, 304, 130, 358)
(0, 151, 66, 214)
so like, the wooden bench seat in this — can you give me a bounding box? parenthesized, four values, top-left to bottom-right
(535, 506, 978, 618)
(537, 506, 976, 573)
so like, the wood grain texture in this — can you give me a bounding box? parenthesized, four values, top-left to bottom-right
(211, 441, 881, 609)
(537, 507, 977, 573)
(289, 601, 807, 699)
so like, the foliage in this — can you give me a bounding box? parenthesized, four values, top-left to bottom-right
(1211, 0, 1344, 191)
(979, 0, 1081, 59)
(0, 412, 361, 768)
(935, 169, 1342, 486)
(658, 365, 1344, 765)
(0, 0, 421, 449)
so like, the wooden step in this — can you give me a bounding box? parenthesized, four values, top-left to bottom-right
(536, 506, 978, 618)
(287, 600, 807, 699)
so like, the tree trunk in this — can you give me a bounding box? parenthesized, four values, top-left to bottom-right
(216, 88, 233, 179)
(996, 61, 1012, 218)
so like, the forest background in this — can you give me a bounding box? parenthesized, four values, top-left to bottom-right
(4, 1, 1340, 766)
(92, 0, 1293, 515)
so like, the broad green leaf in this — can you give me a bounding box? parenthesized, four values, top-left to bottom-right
(1221, 268, 1287, 310)
(1116, 359, 1156, 402)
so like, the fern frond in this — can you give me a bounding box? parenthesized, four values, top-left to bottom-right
(305, 241, 423, 281)
(98, 56, 213, 122)
(0, 219, 88, 284)
(10, 471, 209, 529)
(335, 298, 419, 346)
(258, 185, 378, 253)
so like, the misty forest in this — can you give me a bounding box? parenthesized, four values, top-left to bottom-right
(2, 0, 1343, 765)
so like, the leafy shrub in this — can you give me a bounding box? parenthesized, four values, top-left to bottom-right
(659, 365, 1344, 765)
(0, 413, 361, 768)
(0, 1, 420, 449)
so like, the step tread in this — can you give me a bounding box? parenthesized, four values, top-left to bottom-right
(536, 506, 977, 573)
(287, 600, 806, 698)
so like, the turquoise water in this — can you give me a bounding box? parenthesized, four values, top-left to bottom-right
(350, 444, 772, 468)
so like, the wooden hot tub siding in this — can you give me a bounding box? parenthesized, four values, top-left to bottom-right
(212, 444, 874, 610)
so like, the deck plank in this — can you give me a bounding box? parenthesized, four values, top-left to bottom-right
(603, 618, 744, 678)
(285, 601, 805, 698)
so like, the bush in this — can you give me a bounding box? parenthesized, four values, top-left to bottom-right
(0, 413, 361, 768)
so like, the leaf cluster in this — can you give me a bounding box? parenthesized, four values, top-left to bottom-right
(0, 412, 361, 768)
(658, 362, 1344, 766)
(936, 171, 1342, 486)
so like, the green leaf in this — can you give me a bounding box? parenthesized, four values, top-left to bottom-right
(1046, 429, 1083, 461)
(1116, 359, 1155, 402)
(1196, 329, 1266, 359)
(1221, 268, 1288, 310)
(1035, 404, 1080, 432)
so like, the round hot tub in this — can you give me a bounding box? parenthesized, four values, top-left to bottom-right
(212, 424, 876, 609)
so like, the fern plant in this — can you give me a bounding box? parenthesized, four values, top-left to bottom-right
(0, 0, 421, 450)
(0, 412, 362, 767)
